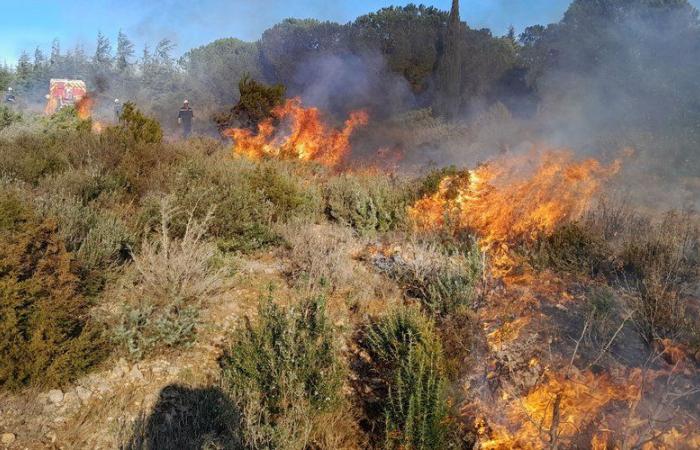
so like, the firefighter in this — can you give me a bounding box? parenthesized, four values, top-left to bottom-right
(177, 100, 194, 138)
(5, 87, 16, 104)
(114, 99, 122, 122)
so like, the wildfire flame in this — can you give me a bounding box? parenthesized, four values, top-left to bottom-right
(477, 370, 638, 449)
(75, 94, 94, 121)
(75, 94, 104, 133)
(409, 148, 622, 272)
(224, 97, 369, 168)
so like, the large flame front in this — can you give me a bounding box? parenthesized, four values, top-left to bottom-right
(409, 148, 622, 256)
(224, 98, 368, 168)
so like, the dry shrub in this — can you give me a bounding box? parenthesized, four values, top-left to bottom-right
(617, 211, 699, 343)
(34, 191, 134, 275)
(276, 220, 358, 293)
(529, 222, 611, 275)
(376, 239, 484, 316)
(220, 294, 350, 449)
(0, 218, 106, 390)
(112, 198, 226, 359)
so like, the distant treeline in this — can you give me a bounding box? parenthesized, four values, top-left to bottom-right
(2, 0, 699, 156)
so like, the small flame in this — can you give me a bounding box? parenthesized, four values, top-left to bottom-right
(224, 97, 368, 168)
(75, 94, 94, 121)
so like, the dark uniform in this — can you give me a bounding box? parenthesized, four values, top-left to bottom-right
(5, 90, 16, 105)
(114, 102, 123, 122)
(177, 104, 194, 138)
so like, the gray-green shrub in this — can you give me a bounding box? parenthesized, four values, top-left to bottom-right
(113, 199, 225, 359)
(324, 173, 410, 235)
(363, 306, 449, 450)
(220, 294, 344, 449)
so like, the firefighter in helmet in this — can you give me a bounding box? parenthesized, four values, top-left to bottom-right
(177, 100, 194, 138)
(5, 87, 16, 104)
(114, 99, 122, 122)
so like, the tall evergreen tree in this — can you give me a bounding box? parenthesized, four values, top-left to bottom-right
(94, 31, 112, 67)
(435, 0, 463, 118)
(50, 39, 61, 66)
(115, 30, 135, 72)
(15, 51, 33, 84)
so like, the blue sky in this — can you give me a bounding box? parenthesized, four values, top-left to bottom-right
(0, 0, 697, 66)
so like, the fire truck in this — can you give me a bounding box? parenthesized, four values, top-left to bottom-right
(44, 79, 88, 115)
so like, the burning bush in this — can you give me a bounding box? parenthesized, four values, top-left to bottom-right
(225, 97, 368, 168)
(409, 148, 622, 273)
(220, 294, 347, 449)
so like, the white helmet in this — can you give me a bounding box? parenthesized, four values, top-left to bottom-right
(114, 98, 120, 103)
(7, 87, 12, 92)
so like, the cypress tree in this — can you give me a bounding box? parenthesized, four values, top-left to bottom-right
(435, 0, 463, 119)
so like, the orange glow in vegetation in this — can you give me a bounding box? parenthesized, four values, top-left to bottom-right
(76, 94, 94, 121)
(224, 97, 369, 168)
(477, 370, 638, 449)
(409, 148, 621, 271)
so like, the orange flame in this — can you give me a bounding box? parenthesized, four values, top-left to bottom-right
(477, 370, 638, 449)
(224, 97, 368, 168)
(75, 94, 94, 121)
(409, 148, 621, 271)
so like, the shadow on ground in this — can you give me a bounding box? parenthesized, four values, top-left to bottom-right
(121, 384, 242, 450)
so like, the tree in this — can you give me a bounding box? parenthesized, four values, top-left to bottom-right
(350, 5, 447, 93)
(434, 0, 463, 118)
(15, 51, 32, 84)
(180, 38, 263, 105)
(33, 47, 46, 69)
(115, 30, 135, 72)
(214, 75, 285, 131)
(94, 31, 112, 67)
(50, 38, 61, 66)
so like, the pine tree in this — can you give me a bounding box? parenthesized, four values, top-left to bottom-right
(94, 31, 112, 67)
(115, 30, 135, 72)
(33, 47, 46, 69)
(435, 0, 463, 119)
(16, 51, 32, 83)
(50, 38, 61, 66)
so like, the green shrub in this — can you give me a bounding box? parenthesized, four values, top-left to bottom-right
(0, 133, 69, 184)
(160, 156, 320, 253)
(220, 294, 344, 449)
(0, 185, 33, 232)
(0, 219, 106, 390)
(324, 173, 410, 234)
(0, 105, 21, 130)
(112, 200, 225, 360)
(112, 102, 163, 144)
(35, 192, 135, 274)
(362, 306, 449, 450)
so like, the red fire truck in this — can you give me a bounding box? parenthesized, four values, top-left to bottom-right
(44, 79, 88, 115)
